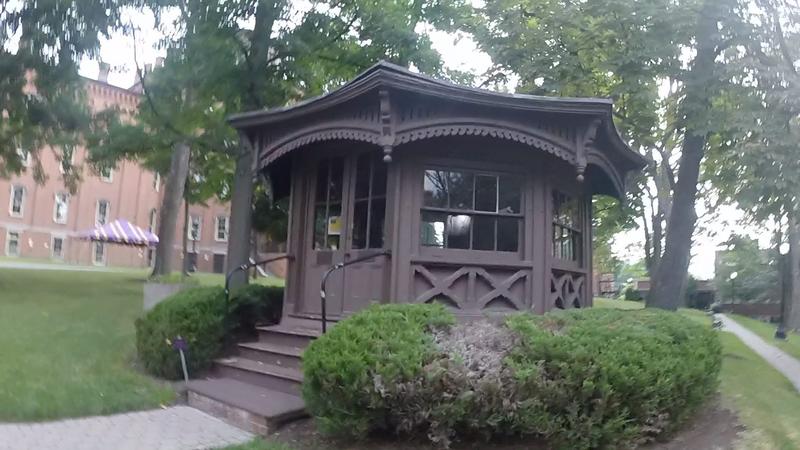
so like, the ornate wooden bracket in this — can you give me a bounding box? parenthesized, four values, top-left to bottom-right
(575, 118, 602, 182)
(379, 89, 395, 163)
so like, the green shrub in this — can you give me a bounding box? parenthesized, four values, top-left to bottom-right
(302, 305, 721, 449)
(301, 303, 455, 438)
(135, 284, 283, 379)
(622, 285, 644, 301)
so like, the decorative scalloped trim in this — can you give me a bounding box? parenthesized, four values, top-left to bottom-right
(260, 128, 381, 168)
(395, 124, 576, 164)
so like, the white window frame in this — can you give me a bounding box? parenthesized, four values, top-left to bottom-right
(153, 172, 161, 192)
(149, 208, 158, 232)
(96, 199, 110, 225)
(59, 149, 74, 174)
(100, 166, 114, 183)
(188, 215, 202, 241)
(9, 185, 25, 218)
(92, 241, 106, 265)
(16, 148, 30, 167)
(214, 215, 229, 242)
(53, 192, 69, 224)
(5, 230, 20, 257)
(51, 235, 65, 259)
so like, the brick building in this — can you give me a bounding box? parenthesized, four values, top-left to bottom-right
(0, 69, 230, 273)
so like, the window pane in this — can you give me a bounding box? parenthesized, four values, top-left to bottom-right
(313, 205, 327, 249)
(315, 160, 329, 201)
(354, 154, 371, 199)
(352, 199, 368, 249)
(372, 158, 387, 196)
(326, 203, 341, 249)
(497, 217, 520, 252)
(423, 170, 448, 208)
(475, 175, 497, 212)
(447, 214, 471, 249)
(473, 215, 495, 250)
(448, 171, 474, 210)
(369, 198, 386, 248)
(499, 176, 521, 214)
(328, 158, 344, 203)
(420, 211, 446, 247)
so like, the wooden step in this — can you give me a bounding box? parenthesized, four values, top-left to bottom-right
(256, 324, 321, 347)
(187, 378, 306, 436)
(238, 341, 304, 369)
(213, 356, 303, 395)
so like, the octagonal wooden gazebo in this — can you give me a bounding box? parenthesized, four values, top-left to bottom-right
(229, 62, 645, 324)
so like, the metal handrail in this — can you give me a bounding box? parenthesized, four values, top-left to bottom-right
(224, 254, 293, 302)
(320, 250, 391, 333)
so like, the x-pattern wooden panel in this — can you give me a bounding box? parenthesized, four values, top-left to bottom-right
(413, 265, 529, 310)
(550, 270, 585, 309)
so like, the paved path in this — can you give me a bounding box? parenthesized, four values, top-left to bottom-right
(719, 314, 800, 392)
(0, 261, 114, 272)
(0, 407, 252, 450)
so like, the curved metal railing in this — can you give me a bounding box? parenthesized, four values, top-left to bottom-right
(224, 254, 293, 301)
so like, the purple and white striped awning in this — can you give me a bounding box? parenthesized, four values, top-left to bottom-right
(80, 219, 159, 247)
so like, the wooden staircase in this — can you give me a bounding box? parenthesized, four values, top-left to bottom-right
(186, 320, 321, 435)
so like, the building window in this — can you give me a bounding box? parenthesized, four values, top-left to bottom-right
(552, 191, 583, 262)
(149, 208, 157, 232)
(189, 215, 201, 241)
(93, 241, 106, 265)
(99, 166, 114, 182)
(215, 215, 229, 242)
(420, 168, 522, 252)
(96, 200, 110, 225)
(351, 153, 387, 249)
(59, 148, 74, 174)
(9, 185, 25, 217)
(153, 173, 161, 191)
(53, 192, 69, 224)
(51, 236, 64, 259)
(313, 157, 344, 250)
(17, 148, 30, 167)
(5, 231, 20, 256)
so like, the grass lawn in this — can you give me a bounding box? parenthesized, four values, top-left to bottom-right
(0, 268, 174, 421)
(727, 313, 800, 361)
(596, 299, 800, 449)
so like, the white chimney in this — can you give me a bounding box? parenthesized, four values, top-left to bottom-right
(98, 62, 110, 83)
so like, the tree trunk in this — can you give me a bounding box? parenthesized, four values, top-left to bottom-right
(182, 198, 189, 277)
(151, 141, 191, 277)
(787, 216, 800, 330)
(226, 135, 256, 289)
(647, 0, 720, 310)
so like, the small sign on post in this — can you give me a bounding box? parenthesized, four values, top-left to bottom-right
(171, 335, 189, 383)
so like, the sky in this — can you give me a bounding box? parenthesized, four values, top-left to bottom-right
(76, 10, 768, 280)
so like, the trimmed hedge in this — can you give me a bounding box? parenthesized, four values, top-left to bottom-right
(135, 284, 283, 379)
(302, 305, 722, 449)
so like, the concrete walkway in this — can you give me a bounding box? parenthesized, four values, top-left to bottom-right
(719, 314, 800, 392)
(0, 260, 115, 272)
(0, 406, 252, 450)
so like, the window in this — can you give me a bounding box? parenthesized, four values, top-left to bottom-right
(96, 200, 110, 225)
(16, 148, 30, 167)
(59, 148, 74, 174)
(51, 236, 64, 259)
(9, 185, 25, 217)
(149, 208, 157, 232)
(313, 158, 344, 250)
(99, 166, 114, 182)
(420, 168, 522, 252)
(215, 215, 229, 242)
(93, 241, 106, 265)
(552, 191, 583, 262)
(351, 153, 387, 249)
(189, 215, 201, 241)
(5, 231, 20, 256)
(53, 193, 69, 224)
(153, 173, 161, 191)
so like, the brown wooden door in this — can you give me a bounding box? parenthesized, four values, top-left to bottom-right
(297, 151, 389, 319)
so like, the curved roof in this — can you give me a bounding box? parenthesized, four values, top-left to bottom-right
(229, 61, 646, 197)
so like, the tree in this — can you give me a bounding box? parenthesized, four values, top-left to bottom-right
(470, 0, 749, 309)
(714, 235, 779, 303)
(0, 1, 134, 189)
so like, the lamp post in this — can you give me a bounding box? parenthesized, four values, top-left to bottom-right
(776, 242, 790, 340)
(729, 271, 738, 302)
